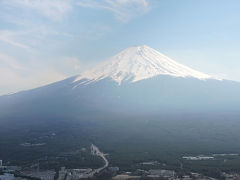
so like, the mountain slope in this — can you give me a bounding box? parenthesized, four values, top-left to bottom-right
(0, 46, 239, 119)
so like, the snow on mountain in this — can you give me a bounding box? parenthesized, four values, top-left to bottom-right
(74, 45, 214, 85)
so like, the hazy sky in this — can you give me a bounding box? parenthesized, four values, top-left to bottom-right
(1, 0, 240, 95)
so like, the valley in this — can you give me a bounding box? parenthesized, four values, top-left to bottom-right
(1, 115, 240, 179)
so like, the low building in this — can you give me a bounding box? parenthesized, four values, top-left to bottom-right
(108, 167, 119, 175)
(0, 173, 15, 180)
(58, 167, 67, 180)
(0, 173, 25, 180)
(112, 174, 141, 180)
(4, 166, 21, 173)
(182, 156, 214, 160)
(140, 161, 159, 166)
(148, 169, 175, 178)
(21, 170, 56, 180)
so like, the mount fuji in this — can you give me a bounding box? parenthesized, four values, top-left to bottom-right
(73, 45, 214, 86)
(0, 46, 240, 120)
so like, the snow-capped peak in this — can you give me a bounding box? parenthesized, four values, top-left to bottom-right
(74, 45, 213, 85)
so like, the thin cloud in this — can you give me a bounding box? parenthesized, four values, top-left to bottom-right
(0, 52, 66, 95)
(0, 67, 66, 95)
(0, 30, 34, 52)
(2, 0, 73, 21)
(0, 52, 24, 70)
(0, 27, 72, 53)
(52, 56, 98, 76)
(77, 0, 151, 22)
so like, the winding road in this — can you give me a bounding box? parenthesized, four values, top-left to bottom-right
(90, 144, 109, 176)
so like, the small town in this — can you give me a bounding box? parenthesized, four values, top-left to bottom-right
(1, 146, 240, 180)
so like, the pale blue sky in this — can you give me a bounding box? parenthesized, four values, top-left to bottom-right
(1, 0, 240, 95)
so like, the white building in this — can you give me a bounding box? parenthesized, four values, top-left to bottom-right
(0, 173, 15, 180)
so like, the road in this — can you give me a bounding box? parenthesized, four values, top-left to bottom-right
(89, 144, 109, 176)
